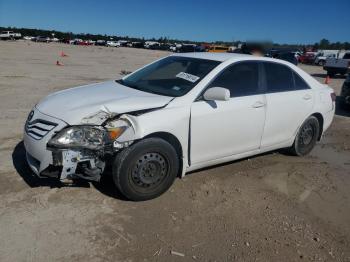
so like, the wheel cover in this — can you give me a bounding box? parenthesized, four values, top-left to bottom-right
(131, 152, 168, 189)
(300, 123, 314, 146)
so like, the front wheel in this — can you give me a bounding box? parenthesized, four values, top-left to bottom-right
(318, 60, 325, 66)
(113, 138, 179, 201)
(287, 116, 320, 156)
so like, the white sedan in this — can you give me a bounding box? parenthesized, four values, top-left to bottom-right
(23, 53, 335, 201)
(106, 41, 120, 47)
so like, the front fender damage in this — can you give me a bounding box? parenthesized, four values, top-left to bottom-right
(47, 109, 150, 182)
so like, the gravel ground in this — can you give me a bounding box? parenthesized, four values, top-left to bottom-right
(0, 41, 349, 262)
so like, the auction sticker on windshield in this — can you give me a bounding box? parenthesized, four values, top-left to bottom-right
(176, 72, 200, 83)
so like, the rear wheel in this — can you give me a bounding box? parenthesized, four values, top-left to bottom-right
(287, 116, 320, 156)
(113, 138, 179, 201)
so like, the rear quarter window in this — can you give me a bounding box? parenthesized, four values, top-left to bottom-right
(293, 72, 310, 90)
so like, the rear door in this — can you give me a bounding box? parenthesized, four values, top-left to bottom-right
(260, 62, 314, 148)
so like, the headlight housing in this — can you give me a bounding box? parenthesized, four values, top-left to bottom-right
(48, 120, 131, 150)
(48, 126, 107, 149)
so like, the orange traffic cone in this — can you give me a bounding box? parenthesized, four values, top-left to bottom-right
(60, 51, 68, 57)
(325, 75, 330, 84)
(56, 60, 64, 66)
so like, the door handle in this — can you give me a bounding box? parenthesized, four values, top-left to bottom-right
(303, 94, 312, 100)
(252, 101, 265, 108)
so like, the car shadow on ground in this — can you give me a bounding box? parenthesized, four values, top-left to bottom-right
(92, 175, 128, 200)
(12, 141, 127, 199)
(186, 150, 279, 177)
(12, 141, 68, 188)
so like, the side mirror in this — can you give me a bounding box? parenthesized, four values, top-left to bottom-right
(203, 87, 230, 101)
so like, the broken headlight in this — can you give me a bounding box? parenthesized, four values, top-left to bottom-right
(105, 118, 132, 142)
(48, 126, 106, 149)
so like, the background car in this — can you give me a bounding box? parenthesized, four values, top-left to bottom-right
(339, 74, 350, 109)
(131, 42, 144, 48)
(34, 36, 50, 43)
(175, 44, 197, 52)
(23, 36, 35, 40)
(144, 41, 159, 49)
(194, 45, 206, 52)
(153, 43, 171, 51)
(274, 52, 298, 65)
(0, 31, 21, 40)
(106, 41, 120, 47)
(299, 52, 317, 64)
(208, 45, 229, 53)
(95, 40, 106, 46)
(78, 40, 93, 46)
(314, 53, 336, 66)
(324, 52, 350, 77)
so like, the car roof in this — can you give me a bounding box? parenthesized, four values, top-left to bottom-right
(172, 52, 290, 64)
(172, 52, 251, 62)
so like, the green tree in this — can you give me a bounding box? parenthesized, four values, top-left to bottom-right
(319, 38, 330, 49)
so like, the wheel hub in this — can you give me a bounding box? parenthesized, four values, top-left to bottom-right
(300, 124, 314, 145)
(131, 153, 167, 188)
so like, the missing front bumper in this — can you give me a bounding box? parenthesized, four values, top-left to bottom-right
(47, 148, 106, 181)
(26, 152, 61, 178)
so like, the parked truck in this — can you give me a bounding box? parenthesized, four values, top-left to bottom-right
(324, 52, 350, 77)
(314, 50, 338, 66)
(0, 31, 22, 40)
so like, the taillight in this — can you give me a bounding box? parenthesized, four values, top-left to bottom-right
(330, 92, 336, 102)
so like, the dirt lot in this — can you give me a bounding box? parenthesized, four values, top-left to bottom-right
(0, 41, 349, 262)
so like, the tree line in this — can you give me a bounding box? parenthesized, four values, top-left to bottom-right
(1, 26, 349, 50)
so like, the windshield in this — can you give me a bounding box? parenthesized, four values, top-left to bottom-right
(118, 56, 221, 97)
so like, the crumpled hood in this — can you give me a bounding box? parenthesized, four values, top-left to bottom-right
(36, 81, 173, 125)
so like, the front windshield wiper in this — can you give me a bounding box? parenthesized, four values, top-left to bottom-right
(116, 79, 140, 90)
(116, 79, 174, 97)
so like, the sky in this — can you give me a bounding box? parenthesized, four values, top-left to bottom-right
(0, 0, 349, 44)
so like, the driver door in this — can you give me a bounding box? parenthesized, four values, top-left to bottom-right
(190, 61, 266, 165)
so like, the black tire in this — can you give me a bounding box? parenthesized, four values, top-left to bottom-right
(318, 60, 325, 66)
(113, 138, 179, 201)
(287, 116, 320, 156)
(339, 97, 348, 110)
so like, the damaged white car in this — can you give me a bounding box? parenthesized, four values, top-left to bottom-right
(24, 53, 335, 201)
